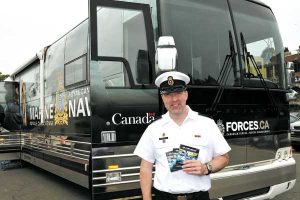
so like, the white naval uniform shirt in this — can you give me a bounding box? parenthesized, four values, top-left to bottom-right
(134, 107, 231, 194)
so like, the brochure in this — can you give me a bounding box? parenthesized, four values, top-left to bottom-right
(166, 144, 199, 172)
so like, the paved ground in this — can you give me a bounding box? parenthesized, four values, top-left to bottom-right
(0, 164, 90, 200)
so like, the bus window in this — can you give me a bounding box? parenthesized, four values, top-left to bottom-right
(18, 62, 40, 101)
(65, 55, 87, 86)
(65, 21, 88, 64)
(97, 7, 150, 87)
(230, 0, 284, 88)
(159, 0, 239, 86)
(44, 37, 66, 95)
(64, 20, 88, 87)
(99, 61, 130, 88)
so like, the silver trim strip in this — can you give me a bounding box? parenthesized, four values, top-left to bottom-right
(33, 145, 89, 158)
(23, 144, 89, 161)
(93, 166, 140, 173)
(224, 159, 275, 171)
(24, 141, 90, 151)
(92, 153, 135, 159)
(93, 179, 140, 187)
(0, 139, 21, 141)
(93, 172, 140, 181)
(0, 143, 22, 146)
(0, 133, 24, 137)
(24, 137, 91, 145)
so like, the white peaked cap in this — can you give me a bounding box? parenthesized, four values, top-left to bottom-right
(155, 71, 190, 87)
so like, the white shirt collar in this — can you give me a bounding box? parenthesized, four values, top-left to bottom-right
(161, 106, 198, 125)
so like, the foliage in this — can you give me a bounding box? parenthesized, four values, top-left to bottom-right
(0, 72, 9, 81)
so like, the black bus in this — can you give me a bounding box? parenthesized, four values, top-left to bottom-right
(0, 0, 296, 199)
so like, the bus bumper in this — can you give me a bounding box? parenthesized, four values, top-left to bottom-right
(210, 158, 296, 199)
(247, 179, 296, 200)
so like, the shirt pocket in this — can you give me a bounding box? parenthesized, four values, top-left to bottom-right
(153, 139, 174, 159)
(186, 138, 209, 163)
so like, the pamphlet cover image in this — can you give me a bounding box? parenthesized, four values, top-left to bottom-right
(166, 148, 181, 172)
(166, 144, 199, 172)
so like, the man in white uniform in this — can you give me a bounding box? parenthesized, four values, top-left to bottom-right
(134, 71, 231, 200)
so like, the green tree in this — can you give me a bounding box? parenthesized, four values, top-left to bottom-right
(0, 72, 9, 81)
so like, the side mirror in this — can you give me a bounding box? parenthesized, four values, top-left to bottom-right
(155, 36, 177, 74)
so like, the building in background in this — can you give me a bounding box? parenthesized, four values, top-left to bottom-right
(285, 47, 300, 81)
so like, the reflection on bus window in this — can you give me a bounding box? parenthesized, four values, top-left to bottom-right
(160, 0, 238, 86)
(65, 56, 87, 86)
(97, 7, 150, 87)
(231, 0, 284, 88)
(245, 37, 278, 83)
(99, 61, 130, 88)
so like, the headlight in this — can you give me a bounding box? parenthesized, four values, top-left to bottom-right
(275, 147, 292, 161)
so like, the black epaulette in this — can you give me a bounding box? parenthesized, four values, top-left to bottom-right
(197, 112, 213, 119)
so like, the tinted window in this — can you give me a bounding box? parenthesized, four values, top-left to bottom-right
(97, 7, 150, 87)
(45, 37, 66, 95)
(65, 20, 88, 63)
(230, 0, 284, 88)
(18, 62, 40, 101)
(65, 56, 87, 86)
(160, 0, 239, 86)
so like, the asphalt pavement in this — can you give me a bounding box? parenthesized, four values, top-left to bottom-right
(0, 163, 90, 200)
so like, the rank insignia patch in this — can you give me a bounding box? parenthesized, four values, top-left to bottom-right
(159, 133, 168, 143)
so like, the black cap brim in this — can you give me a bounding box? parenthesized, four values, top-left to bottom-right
(160, 85, 187, 94)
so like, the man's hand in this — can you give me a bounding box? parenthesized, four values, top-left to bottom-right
(182, 153, 230, 176)
(182, 160, 207, 175)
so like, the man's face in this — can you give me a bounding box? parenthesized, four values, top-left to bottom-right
(161, 91, 188, 116)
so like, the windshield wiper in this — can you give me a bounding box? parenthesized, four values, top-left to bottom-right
(240, 32, 278, 111)
(240, 33, 265, 81)
(209, 31, 236, 116)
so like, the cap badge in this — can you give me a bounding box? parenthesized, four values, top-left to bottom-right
(167, 76, 174, 86)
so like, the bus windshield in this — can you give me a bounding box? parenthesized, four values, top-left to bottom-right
(159, 0, 284, 88)
(231, 0, 284, 89)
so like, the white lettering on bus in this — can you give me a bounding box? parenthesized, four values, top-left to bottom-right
(44, 104, 54, 119)
(29, 97, 91, 120)
(68, 97, 90, 118)
(112, 113, 155, 125)
(226, 120, 268, 132)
